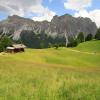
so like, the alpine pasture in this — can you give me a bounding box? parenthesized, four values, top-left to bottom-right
(0, 40, 100, 100)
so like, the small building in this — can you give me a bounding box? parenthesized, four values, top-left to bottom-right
(6, 47, 14, 53)
(6, 44, 26, 53)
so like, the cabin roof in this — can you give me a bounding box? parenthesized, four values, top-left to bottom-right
(6, 44, 26, 50)
(12, 44, 26, 49)
(7, 47, 14, 50)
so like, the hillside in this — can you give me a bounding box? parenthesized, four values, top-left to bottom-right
(74, 40, 100, 53)
(0, 40, 100, 99)
(0, 40, 100, 67)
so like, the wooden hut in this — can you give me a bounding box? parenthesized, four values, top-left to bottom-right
(6, 44, 26, 53)
(6, 47, 14, 53)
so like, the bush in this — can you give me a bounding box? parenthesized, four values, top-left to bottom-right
(54, 43, 59, 49)
(0, 36, 12, 52)
(77, 32, 85, 43)
(95, 28, 100, 40)
(0, 43, 4, 52)
(67, 36, 78, 47)
(85, 34, 93, 41)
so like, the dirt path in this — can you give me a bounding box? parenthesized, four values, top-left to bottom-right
(69, 49, 100, 55)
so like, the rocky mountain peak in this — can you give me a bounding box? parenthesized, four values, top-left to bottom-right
(8, 15, 21, 19)
(0, 14, 97, 40)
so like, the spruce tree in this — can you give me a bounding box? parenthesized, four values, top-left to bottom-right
(95, 28, 100, 40)
(77, 32, 85, 43)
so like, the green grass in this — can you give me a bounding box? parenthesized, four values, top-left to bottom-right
(0, 40, 100, 100)
(73, 40, 100, 53)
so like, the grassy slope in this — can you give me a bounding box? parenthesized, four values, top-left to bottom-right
(0, 40, 100, 100)
(74, 40, 100, 53)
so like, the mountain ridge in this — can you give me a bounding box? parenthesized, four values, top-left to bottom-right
(0, 14, 97, 40)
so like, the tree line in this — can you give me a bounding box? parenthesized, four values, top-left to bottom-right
(0, 28, 100, 52)
(20, 28, 100, 49)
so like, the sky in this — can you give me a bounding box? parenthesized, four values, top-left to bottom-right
(0, 0, 100, 27)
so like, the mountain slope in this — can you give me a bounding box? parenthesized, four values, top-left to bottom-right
(0, 14, 97, 40)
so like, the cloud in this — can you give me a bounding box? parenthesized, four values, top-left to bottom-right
(32, 7, 56, 21)
(64, 0, 100, 27)
(64, 0, 92, 11)
(74, 9, 100, 27)
(0, 0, 56, 21)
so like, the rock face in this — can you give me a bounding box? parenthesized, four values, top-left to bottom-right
(0, 14, 97, 40)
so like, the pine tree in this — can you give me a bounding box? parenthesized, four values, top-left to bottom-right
(85, 34, 93, 41)
(95, 28, 100, 40)
(0, 36, 12, 52)
(77, 32, 85, 43)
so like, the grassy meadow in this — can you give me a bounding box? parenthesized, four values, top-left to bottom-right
(0, 40, 100, 100)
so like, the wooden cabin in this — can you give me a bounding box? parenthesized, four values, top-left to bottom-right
(6, 44, 26, 53)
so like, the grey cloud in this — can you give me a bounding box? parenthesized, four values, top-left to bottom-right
(0, 0, 43, 16)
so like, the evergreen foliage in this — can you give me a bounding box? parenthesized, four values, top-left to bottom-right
(67, 36, 78, 47)
(0, 36, 12, 52)
(85, 34, 93, 41)
(77, 32, 85, 43)
(95, 28, 100, 40)
(20, 30, 66, 49)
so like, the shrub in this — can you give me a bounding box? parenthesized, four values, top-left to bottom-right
(0, 43, 4, 52)
(77, 32, 85, 43)
(85, 34, 93, 41)
(95, 28, 100, 40)
(54, 43, 59, 49)
(0, 36, 12, 52)
(67, 36, 78, 47)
